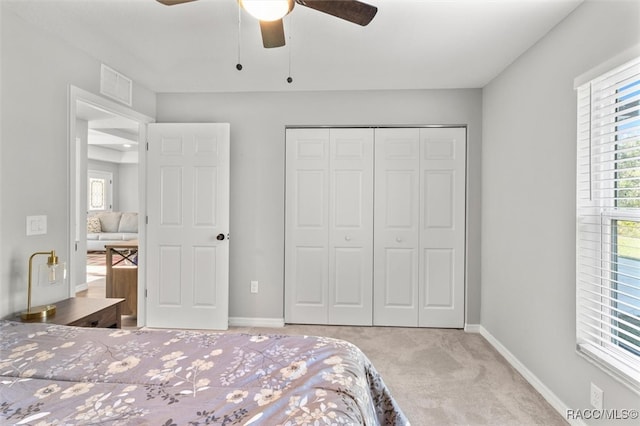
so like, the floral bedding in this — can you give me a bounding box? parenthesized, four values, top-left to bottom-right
(0, 320, 409, 425)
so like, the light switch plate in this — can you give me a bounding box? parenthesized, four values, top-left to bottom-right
(26, 215, 47, 236)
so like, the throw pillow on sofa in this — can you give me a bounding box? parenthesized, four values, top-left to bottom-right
(98, 212, 123, 233)
(87, 216, 101, 233)
(118, 212, 138, 233)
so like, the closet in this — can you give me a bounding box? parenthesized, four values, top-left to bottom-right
(285, 126, 466, 328)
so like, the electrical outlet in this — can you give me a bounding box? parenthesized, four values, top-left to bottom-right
(250, 280, 259, 294)
(590, 382, 603, 410)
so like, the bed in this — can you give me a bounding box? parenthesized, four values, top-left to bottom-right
(0, 320, 409, 425)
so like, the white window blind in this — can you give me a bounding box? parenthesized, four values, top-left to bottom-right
(576, 56, 640, 391)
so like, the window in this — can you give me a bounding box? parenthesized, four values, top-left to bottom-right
(88, 170, 113, 212)
(576, 56, 640, 391)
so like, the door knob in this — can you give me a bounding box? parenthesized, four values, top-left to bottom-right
(216, 233, 226, 241)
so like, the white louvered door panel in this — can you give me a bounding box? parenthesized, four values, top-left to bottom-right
(373, 128, 421, 326)
(285, 128, 331, 324)
(328, 128, 374, 325)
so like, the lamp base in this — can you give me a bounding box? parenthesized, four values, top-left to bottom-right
(20, 304, 56, 320)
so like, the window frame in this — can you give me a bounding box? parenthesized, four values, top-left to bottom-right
(576, 56, 640, 393)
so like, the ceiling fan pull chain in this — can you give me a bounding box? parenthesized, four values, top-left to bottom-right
(287, 14, 293, 83)
(236, 2, 243, 71)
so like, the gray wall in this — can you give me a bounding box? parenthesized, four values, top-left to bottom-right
(0, 7, 156, 318)
(118, 164, 139, 213)
(156, 89, 483, 323)
(482, 0, 640, 420)
(86, 160, 138, 213)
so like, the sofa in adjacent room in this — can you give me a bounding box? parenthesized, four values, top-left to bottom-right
(87, 211, 138, 251)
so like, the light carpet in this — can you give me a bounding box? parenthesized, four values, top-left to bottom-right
(231, 324, 568, 425)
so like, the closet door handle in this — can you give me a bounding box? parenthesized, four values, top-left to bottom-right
(396, 237, 403, 243)
(344, 235, 351, 241)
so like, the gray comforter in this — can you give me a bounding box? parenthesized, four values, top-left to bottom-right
(0, 320, 409, 425)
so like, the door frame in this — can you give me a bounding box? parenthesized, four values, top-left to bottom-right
(67, 85, 154, 326)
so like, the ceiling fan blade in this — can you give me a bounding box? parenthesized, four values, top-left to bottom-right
(260, 19, 286, 48)
(156, 0, 198, 5)
(297, 0, 377, 26)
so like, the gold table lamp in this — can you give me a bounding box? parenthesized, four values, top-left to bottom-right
(21, 250, 59, 320)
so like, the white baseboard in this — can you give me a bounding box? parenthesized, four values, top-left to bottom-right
(477, 326, 586, 426)
(229, 317, 285, 328)
(464, 323, 482, 333)
(75, 283, 88, 293)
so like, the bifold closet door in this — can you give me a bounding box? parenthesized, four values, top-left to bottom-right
(373, 128, 421, 326)
(418, 127, 466, 327)
(328, 129, 374, 325)
(285, 129, 330, 324)
(374, 127, 466, 328)
(285, 128, 374, 325)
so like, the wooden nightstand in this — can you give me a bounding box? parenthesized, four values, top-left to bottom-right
(19, 297, 125, 328)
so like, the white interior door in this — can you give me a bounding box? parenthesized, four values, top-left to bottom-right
(373, 128, 421, 326)
(146, 123, 230, 330)
(419, 127, 466, 327)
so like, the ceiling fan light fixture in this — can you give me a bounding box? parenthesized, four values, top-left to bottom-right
(240, 0, 294, 22)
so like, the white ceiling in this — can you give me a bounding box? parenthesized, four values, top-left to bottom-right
(77, 100, 139, 160)
(4, 0, 583, 93)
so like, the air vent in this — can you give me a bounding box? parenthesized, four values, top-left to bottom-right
(100, 64, 132, 106)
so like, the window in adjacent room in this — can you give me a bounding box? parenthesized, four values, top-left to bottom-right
(576, 56, 640, 391)
(88, 170, 113, 212)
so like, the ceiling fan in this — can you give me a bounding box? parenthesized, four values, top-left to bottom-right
(157, 0, 378, 48)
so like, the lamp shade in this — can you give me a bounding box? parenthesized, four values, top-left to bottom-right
(38, 261, 66, 286)
(240, 0, 294, 21)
